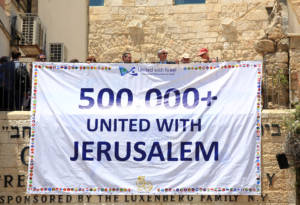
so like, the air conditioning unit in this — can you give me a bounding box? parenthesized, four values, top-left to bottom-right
(19, 14, 45, 49)
(49, 43, 65, 62)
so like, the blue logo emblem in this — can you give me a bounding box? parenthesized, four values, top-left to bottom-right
(119, 66, 138, 76)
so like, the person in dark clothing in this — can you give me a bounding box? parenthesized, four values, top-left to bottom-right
(11, 51, 21, 61)
(0, 56, 9, 65)
(0, 61, 16, 110)
(0, 52, 30, 110)
(14, 62, 31, 110)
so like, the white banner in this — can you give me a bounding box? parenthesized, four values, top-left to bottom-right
(27, 61, 262, 195)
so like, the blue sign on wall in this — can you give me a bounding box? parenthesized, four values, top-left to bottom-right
(175, 0, 205, 5)
(90, 0, 104, 6)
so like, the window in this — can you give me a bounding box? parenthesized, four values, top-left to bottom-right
(89, 0, 104, 6)
(175, 0, 205, 5)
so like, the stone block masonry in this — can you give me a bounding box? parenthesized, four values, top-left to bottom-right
(88, 0, 300, 109)
(88, 0, 270, 63)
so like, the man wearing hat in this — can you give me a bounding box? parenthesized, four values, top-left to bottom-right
(198, 48, 216, 63)
(181, 53, 191, 64)
(157, 49, 176, 64)
(37, 54, 47, 62)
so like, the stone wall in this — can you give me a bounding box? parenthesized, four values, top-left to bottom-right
(0, 111, 296, 204)
(254, 0, 290, 108)
(253, 0, 300, 108)
(290, 36, 300, 106)
(88, 0, 271, 63)
(88, 0, 300, 109)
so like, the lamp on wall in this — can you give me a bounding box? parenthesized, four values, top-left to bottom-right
(276, 153, 290, 169)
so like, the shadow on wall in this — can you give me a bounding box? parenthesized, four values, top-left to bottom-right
(128, 20, 145, 45)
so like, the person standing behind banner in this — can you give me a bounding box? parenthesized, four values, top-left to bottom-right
(37, 54, 47, 62)
(70, 59, 79, 63)
(122, 52, 132, 63)
(0, 56, 9, 65)
(12, 51, 30, 110)
(181, 53, 191, 64)
(0, 60, 13, 110)
(0, 52, 22, 110)
(157, 49, 176, 64)
(86, 56, 97, 63)
(197, 48, 217, 63)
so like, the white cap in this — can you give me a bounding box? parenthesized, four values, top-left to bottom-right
(182, 53, 190, 59)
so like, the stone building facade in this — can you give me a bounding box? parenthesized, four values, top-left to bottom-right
(88, 0, 300, 108)
(88, 0, 270, 63)
(0, 0, 299, 204)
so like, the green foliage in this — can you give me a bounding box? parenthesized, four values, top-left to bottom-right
(285, 105, 300, 194)
(293, 105, 300, 135)
(273, 69, 289, 88)
(284, 105, 300, 168)
(286, 105, 300, 135)
(295, 104, 300, 120)
(279, 72, 289, 87)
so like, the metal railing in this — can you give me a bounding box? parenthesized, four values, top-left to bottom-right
(0, 61, 31, 111)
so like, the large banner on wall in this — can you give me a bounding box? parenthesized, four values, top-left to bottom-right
(27, 61, 262, 195)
